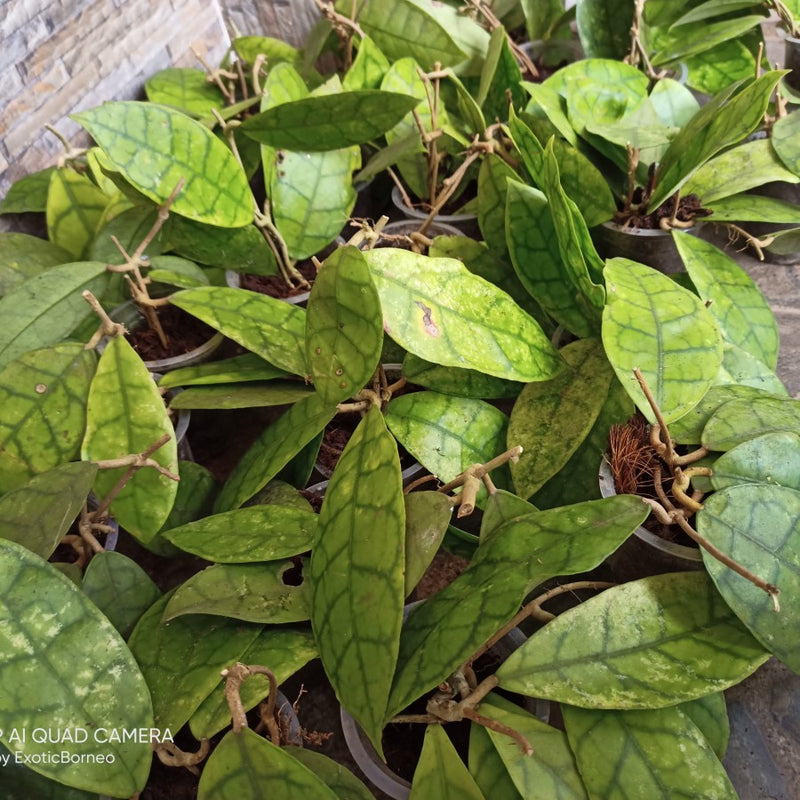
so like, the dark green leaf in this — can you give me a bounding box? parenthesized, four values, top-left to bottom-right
(702, 396, 800, 451)
(679, 693, 730, 760)
(478, 153, 519, 256)
(409, 724, 485, 799)
(711, 432, 800, 491)
(0, 168, 55, 214)
(402, 352, 523, 399)
(161, 460, 218, 530)
(576, 0, 636, 58)
(158, 354, 287, 388)
(0, 233, 71, 296)
(169, 381, 312, 410)
(405, 491, 453, 596)
(284, 747, 374, 800)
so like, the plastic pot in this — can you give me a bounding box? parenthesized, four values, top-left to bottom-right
(367, 219, 464, 250)
(598, 457, 703, 578)
(390, 186, 480, 238)
(591, 222, 702, 274)
(784, 34, 800, 95)
(107, 300, 224, 372)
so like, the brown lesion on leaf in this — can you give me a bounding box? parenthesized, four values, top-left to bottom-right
(414, 300, 439, 337)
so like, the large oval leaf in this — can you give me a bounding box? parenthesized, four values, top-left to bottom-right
(72, 102, 253, 227)
(0, 344, 96, 491)
(170, 286, 307, 377)
(711, 432, 800, 491)
(509, 338, 613, 499)
(673, 233, 778, 369)
(496, 572, 769, 708)
(285, 747, 374, 800)
(310, 406, 405, 754)
(198, 728, 338, 800)
(0, 261, 108, 370)
(562, 704, 737, 799)
(602, 258, 723, 424)
(128, 594, 262, 732)
(0, 462, 97, 558)
(164, 505, 317, 562)
(698, 485, 800, 672)
(46, 168, 108, 260)
(0, 539, 152, 796)
(0, 233, 70, 297)
(163, 561, 310, 623)
(701, 395, 800, 451)
(404, 491, 453, 597)
(81, 336, 178, 542)
(365, 248, 561, 381)
(306, 246, 382, 403)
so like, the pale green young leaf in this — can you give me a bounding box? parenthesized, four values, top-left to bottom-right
(409, 725, 485, 799)
(145, 67, 225, 116)
(46, 167, 108, 259)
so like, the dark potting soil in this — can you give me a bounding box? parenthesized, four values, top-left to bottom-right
(614, 189, 712, 230)
(126, 304, 216, 362)
(240, 259, 317, 299)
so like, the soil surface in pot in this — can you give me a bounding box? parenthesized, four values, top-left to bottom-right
(614, 189, 711, 230)
(608, 413, 698, 548)
(126, 304, 216, 362)
(240, 259, 317, 300)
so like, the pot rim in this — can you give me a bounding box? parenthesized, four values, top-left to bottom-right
(390, 186, 477, 224)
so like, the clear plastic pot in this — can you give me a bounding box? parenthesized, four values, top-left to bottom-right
(390, 186, 480, 238)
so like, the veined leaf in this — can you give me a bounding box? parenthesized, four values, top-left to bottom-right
(496, 572, 769, 707)
(198, 728, 338, 800)
(562, 704, 737, 799)
(478, 153, 519, 257)
(0, 344, 96, 491)
(698, 484, 800, 671)
(402, 352, 523, 399)
(82, 551, 161, 637)
(242, 90, 418, 150)
(409, 725, 485, 799)
(602, 258, 723, 424)
(306, 246, 382, 404)
(158, 354, 287, 388)
(72, 102, 253, 227)
(190, 626, 317, 739)
(0, 462, 97, 558)
(161, 460, 217, 530)
(576, 0, 636, 59)
(469, 724, 523, 800)
(169, 382, 313, 410)
(679, 693, 730, 760)
(170, 286, 307, 376)
(0, 261, 108, 370)
(711, 432, 800, 491)
(163, 505, 317, 562)
(0, 167, 55, 214)
(284, 748, 374, 800)
(365, 248, 561, 381)
(702, 396, 800, 451)
(673, 233, 778, 368)
(404, 492, 452, 597)
(128, 593, 262, 732)
(215, 393, 337, 511)
(145, 67, 225, 116)
(343, 35, 391, 91)
(233, 35, 302, 68)
(163, 562, 310, 623)
(46, 168, 108, 259)
(0, 540, 152, 796)
(81, 336, 178, 542)
(0, 233, 71, 297)
(387, 495, 648, 717)
(310, 406, 405, 754)
(715, 342, 787, 396)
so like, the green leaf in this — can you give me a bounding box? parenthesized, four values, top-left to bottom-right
(216, 393, 337, 511)
(576, 0, 636, 58)
(169, 381, 313, 410)
(365, 248, 561, 381)
(343, 35, 391, 91)
(242, 91, 418, 150)
(562, 704, 737, 799)
(478, 154, 519, 256)
(81, 336, 178, 542)
(716, 342, 787, 396)
(198, 728, 338, 800)
(0, 539, 152, 796)
(698, 484, 800, 671)
(405, 491, 453, 596)
(385, 391, 509, 495)
(0, 261, 108, 370)
(469, 724, 524, 800)
(479, 694, 588, 800)
(480, 490, 538, 542)
(702, 395, 800, 451)
(158, 354, 287, 388)
(82, 551, 161, 637)
(0, 344, 96, 491)
(0, 462, 97, 557)
(164, 505, 317, 562)
(170, 286, 307, 376)
(711, 432, 800, 491)
(648, 72, 786, 212)
(673, 233, 778, 368)
(476, 28, 524, 123)
(0, 167, 55, 214)
(0, 233, 71, 296)
(402, 352, 523, 399)
(679, 693, 730, 760)
(46, 168, 108, 260)
(387, 495, 649, 717)
(707, 191, 800, 224)
(169, 217, 278, 274)
(339, 0, 467, 69)
(306, 246, 382, 404)
(684, 138, 800, 205)
(602, 258, 724, 424)
(190, 626, 317, 739)
(145, 67, 225, 116)
(72, 102, 253, 227)
(681, 37, 760, 96)
(310, 406, 405, 754)
(233, 35, 303, 69)
(128, 593, 262, 731)
(496, 572, 769, 708)
(161, 460, 217, 530)
(0, 741, 98, 799)
(284, 747, 374, 800)
(772, 110, 800, 176)
(509, 338, 612, 498)
(163, 561, 310, 623)
(410, 725, 485, 799)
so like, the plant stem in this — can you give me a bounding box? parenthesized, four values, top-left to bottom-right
(82, 290, 128, 349)
(437, 446, 523, 495)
